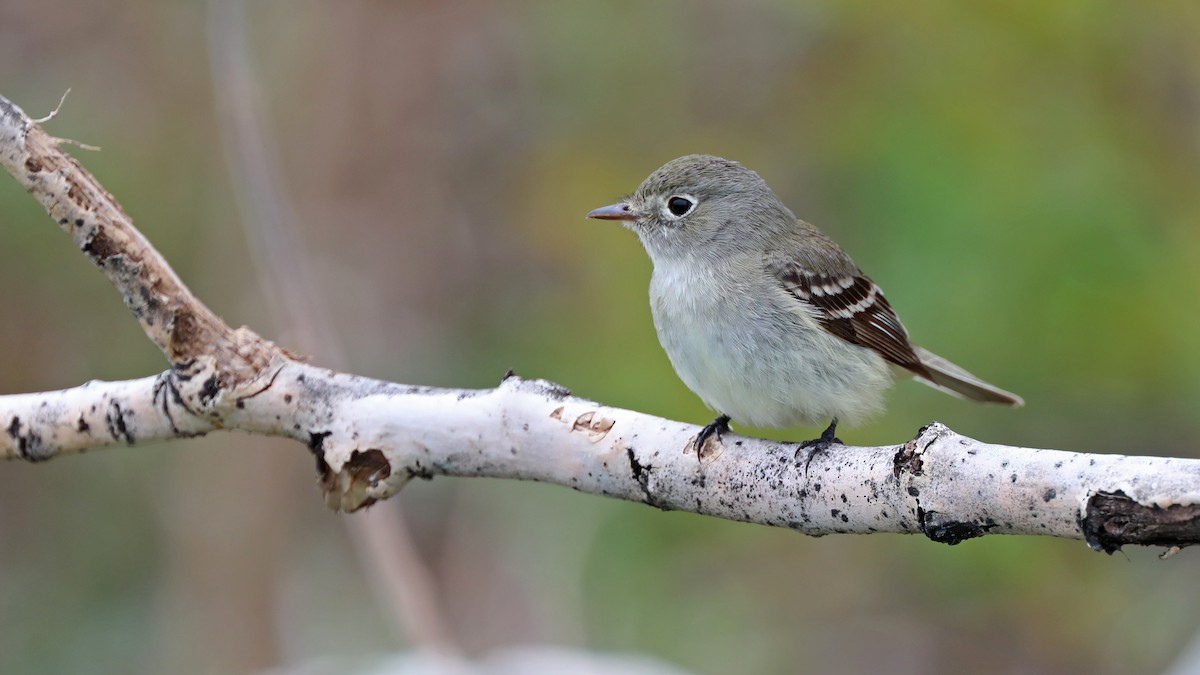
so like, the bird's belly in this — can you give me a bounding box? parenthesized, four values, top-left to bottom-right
(650, 276, 892, 429)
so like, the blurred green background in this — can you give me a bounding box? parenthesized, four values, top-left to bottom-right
(2, 1, 1199, 673)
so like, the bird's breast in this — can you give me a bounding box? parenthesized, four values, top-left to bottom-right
(647, 259, 779, 412)
(646, 257, 893, 428)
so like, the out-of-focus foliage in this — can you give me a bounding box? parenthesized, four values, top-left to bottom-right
(1, 2, 1199, 674)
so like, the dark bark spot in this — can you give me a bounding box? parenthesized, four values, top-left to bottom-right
(308, 431, 335, 494)
(138, 285, 160, 315)
(307, 430, 331, 455)
(920, 509, 994, 545)
(893, 439, 924, 477)
(81, 230, 117, 261)
(6, 416, 28, 459)
(413, 463, 435, 481)
(66, 177, 94, 210)
(1081, 490, 1200, 554)
(106, 401, 134, 444)
(346, 448, 391, 489)
(198, 376, 220, 405)
(169, 310, 204, 361)
(315, 454, 334, 496)
(627, 447, 657, 506)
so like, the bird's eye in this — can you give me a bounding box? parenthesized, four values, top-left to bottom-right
(666, 195, 696, 218)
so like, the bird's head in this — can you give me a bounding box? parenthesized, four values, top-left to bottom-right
(587, 154, 795, 264)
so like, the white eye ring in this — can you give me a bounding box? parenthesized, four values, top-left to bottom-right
(662, 194, 697, 220)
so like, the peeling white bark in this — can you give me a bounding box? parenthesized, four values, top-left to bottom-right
(1, 92, 1199, 552)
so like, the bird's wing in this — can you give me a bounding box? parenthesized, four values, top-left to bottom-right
(767, 252, 932, 379)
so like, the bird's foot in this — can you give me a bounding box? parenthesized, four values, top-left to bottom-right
(692, 414, 731, 460)
(795, 418, 841, 476)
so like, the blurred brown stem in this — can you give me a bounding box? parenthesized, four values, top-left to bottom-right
(205, 0, 457, 654)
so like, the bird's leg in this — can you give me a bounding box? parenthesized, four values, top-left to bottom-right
(795, 417, 841, 475)
(693, 414, 731, 459)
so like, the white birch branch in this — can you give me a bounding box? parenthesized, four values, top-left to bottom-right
(1, 374, 214, 458)
(1, 92, 1198, 553)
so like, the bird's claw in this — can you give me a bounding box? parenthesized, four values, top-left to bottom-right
(795, 418, 841, 476)
(692, 414, 731, 460)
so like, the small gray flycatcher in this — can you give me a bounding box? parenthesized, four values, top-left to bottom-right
(588, 154, 1022, 453)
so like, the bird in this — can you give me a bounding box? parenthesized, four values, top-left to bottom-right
(586, 154, 1022, 455)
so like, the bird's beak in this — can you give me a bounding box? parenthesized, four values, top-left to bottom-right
(586, 202, 636, 221)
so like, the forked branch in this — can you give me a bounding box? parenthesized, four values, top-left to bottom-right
(1, 93, 1197, 553)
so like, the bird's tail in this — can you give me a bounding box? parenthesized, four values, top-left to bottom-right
(911, 346, 1024, 407)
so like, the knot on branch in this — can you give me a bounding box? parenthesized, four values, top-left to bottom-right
(167, 333, 287, 424)
(893, 421, 951, 478)
(317, 444, 402, 512)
